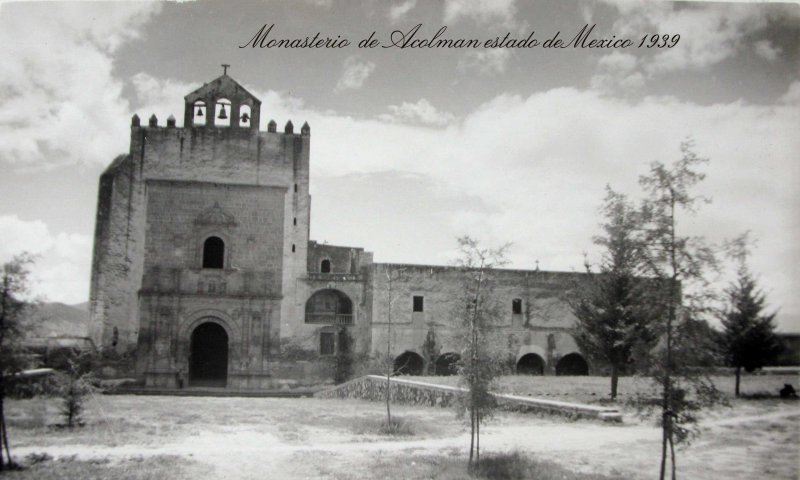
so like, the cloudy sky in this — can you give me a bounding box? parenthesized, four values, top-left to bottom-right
(0, 0, 798, 331)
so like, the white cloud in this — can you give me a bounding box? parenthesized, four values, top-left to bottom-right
(378, 99, 455, 126)
(591, 52, 644, 93)
(304, 0, 333, 7)
(0, 215, 91, 304)
(780, 81, 800, 105)
(0, 2, 161, 169)
(443, 0, 516, 26)
(753, 39, 781, 62)
(389, 0, 417, 22)
(458, 48, 512, 76)
(130, 73, 201, 126)
(609, 3, 773, 75)
(335, 56, 376, 92)
(0, 216, 54, 259)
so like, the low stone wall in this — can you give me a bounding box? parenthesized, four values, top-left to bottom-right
(317, 375, 462, 408)
(316, 375, 622, 422)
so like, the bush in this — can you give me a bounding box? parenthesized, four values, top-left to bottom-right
(472, 452, 528, 479)
(377, 416, 415, 436)
(7, 373, 60, 399)
(56, 357, 100, 428)
(350, 415, 416, 436)
(471, 451, 620, 480)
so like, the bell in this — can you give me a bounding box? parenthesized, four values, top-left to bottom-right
(217, 105, 228, 120)
(196, 106, 203, 117)
(240, 112, 250, 123)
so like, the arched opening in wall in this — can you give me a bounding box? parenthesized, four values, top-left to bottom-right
(556, 353, 589, 376)
(305, 289, 353, 325)
(193, 101, 206, 126)
(238, 104, 252, 127)
(394, 351, 424, 376)
(435, 352, 460, 376)
(516, 353, 545, 375)
(214, 98, 232, 127)
(320, 259, 331, 273)
(189, 321, 228, 387)
(202, 236, 225, 269)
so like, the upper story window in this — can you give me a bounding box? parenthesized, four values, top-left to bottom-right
(512, 298, 523, 315)
(320, 259, 331, 273)
(202, 236, 225, 269)
(413, 296, 424, 312)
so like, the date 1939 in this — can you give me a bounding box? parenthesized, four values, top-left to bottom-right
(637, 34, 680, 48)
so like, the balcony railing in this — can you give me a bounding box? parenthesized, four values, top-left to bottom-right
(305, 313, 354, 325)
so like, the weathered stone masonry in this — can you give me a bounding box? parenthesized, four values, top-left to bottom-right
(89, 72, 591, 389)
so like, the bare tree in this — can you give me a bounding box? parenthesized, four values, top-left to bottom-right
(452, 236, 509, 468)
(383, 266, 406, 426)
(0, 254, 36, 470)
(638, 141, 722, 480)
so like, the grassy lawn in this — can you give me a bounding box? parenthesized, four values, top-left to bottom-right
(2, 374, 797, 479)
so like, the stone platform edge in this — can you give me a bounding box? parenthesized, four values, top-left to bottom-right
(316, 375, 623, 423)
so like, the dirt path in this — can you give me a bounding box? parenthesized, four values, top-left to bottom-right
(10, 399, 799, 479)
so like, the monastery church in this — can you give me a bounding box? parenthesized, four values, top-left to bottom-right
(89, 71, 590, 389)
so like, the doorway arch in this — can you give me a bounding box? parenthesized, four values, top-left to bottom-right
(189, 321, 229, 387)
(556, 353, 589, 376)
(393, 351, 424, 376)
(435, 352, 460, 376)
(516, 353, 545, 375)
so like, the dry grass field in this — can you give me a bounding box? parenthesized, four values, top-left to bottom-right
(2, 373, 797, 479)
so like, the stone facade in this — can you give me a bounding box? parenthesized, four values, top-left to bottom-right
(89, 72, 590, 390)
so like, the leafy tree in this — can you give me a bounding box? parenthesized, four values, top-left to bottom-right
(0, 254, 36, 470)
(570, 187, 655, 400)
(719, 233, 781, 396)
(452, 236, 509, 468)
(637, 140, 723, 480)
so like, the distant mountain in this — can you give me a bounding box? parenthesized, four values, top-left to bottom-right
(70, 301, 89, 312)
(25, 302, 89, 338)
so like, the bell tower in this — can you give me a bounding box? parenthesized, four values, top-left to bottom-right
(183, 65, 262, 131)
(90, 67, 312, 387)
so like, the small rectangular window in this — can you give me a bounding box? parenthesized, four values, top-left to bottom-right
(512, 298, 522, 315)
(320, 332, 335, 355)
(413, 296, 424, 312)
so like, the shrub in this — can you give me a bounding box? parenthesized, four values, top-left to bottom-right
(56, 357, 100, 428)
(377, 416, 414, 436)
(350, 415, 416, 436)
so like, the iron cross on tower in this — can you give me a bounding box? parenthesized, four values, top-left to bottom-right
(221, 64, 230, 75)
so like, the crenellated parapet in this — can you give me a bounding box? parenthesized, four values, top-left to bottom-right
(132, 72, 308, 138)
